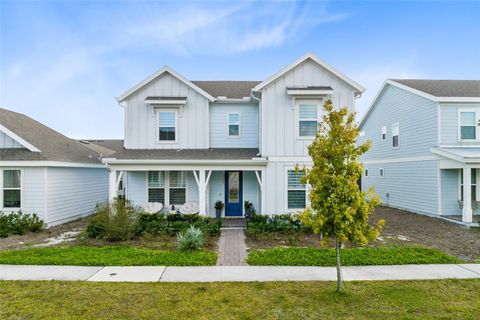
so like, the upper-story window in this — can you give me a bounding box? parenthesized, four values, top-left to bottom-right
(298, 103, 318, 138)
(381, 126, 387, 141)
(228, 112, 240, 137)
(3, 169, 21, 208)
(158, 110, 178, 142)
(392, 123, 399, 148)
(459, 110, 479, 141)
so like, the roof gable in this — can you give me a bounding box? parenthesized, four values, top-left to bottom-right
(253, 52, 365, 93)
(117, 66, 215, 102)
(0, 123, 40, 152)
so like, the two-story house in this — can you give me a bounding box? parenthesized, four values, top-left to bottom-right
(98, 53, 365, 217)
(359, 79, 480, 225)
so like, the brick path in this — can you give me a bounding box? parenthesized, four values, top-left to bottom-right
(216, 229, 247, 266)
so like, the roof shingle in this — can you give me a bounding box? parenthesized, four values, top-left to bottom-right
(391, 79, 480, 97)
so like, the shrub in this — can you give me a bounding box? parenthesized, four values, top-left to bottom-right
(135, 212, 166, 236)
(85, 198, 139, 241)
(177, 226, 205, 250)
(0, 211, 44, 238)
(246, 213, 308, 236)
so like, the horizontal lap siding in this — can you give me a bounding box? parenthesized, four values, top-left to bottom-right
(126, 171, 147, 206)
(243, 171, 260, 215)
(359, 85, 438, 161)
(209, 103, 259, 148)
(440, 102, 480, 145)
(441, 169, 461, 215)
(208, 171, 223, 217)
(362, 161, 439, 215)
(46, 167, 108, 225)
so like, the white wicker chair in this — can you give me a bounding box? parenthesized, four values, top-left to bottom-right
(143, 202, 164, 214)
(179, 201, 199, 215)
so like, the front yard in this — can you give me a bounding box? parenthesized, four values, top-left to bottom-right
(1, 280, 479, 319)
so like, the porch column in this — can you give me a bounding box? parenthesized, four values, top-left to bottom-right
(462, 167, 473, 223)
(198, 169, 207, 216)
(108, 168, 117, 202)
(260, 168, 266, 215)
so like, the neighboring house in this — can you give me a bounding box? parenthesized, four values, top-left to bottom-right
(99, 53, 365, 217)
(358, 79, 480, 224)
(0, 108, 108, 226)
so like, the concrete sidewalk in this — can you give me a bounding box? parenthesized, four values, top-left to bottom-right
(1, 264, 479, 282)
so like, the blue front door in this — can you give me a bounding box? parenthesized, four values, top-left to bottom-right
(225, 171, 243, 216)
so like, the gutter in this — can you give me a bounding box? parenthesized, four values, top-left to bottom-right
(102, 158, 269, 166)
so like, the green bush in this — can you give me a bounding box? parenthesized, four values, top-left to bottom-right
(135, 212, 166, 236)
(246, 213, 308, 236)
(0, 211, 44, 238)
(177, 226, 205, 251)
(85, 198, 139, 241)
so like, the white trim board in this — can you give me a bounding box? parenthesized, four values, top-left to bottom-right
(0, 124, 41, 152)
(362, 155, 440, 164)
(0, 161, 106, 168)
(253, 52, 365, 94)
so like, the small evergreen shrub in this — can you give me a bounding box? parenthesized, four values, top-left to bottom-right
(246, 213, 308, 236)
(0, 211, 44, 238)
(176, 226, 205, 251)
(135, 212, 166, 236)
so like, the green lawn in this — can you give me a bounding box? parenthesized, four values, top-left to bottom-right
(1, 280, 479, 319)
(0, 246, 217, 266)
(247, 246, 461, 266)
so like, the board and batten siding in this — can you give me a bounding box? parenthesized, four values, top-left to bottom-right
(359, 84, 438, 161)
(260, 58, 357, 157)
(46, 167, 108, 225)
(362, 161, 439, 216)
(124, 72, 210, 149)
(0, 130, 24, 148)
(439, 102, 480, 145)
(209, 103, 259, 148)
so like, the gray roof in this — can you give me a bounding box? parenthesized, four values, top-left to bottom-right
(391, 79, 480, 97)
(192, 81, 261, 99)
(0, 108, 103, 164)
(83, 140, 259, 160)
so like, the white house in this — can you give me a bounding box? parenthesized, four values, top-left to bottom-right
(359, 79, 480, 225)
(0, 108, 109, 226)
(97, 53, 365, 217)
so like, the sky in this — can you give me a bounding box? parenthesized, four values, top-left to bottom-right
(1, 1, 479, 139)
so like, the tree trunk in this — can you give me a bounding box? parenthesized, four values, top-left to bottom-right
(335, 238, 344, 292)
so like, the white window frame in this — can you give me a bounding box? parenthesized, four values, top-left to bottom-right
(391, 123, 399, 148)
(295, 99, 321, 140)
(285, 168, 308, 212)
(227, 112, 241, 138)
(147, 171, 165, 204)
(156, 109, 179, 144)
(458, 108, 480, 142)
(1, 169, 23, 211)
(458, 168, 479, 202)
(379, 168, 384, 178)
(146, 171, 188, 208)
(381, 126, 387, 141)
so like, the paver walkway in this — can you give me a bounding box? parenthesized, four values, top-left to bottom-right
(1, 264, 479, 282)
(216, 229, 247, 266)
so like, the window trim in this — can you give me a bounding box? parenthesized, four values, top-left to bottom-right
(391, 123, 400, 148)
(364, 168, 369, 177)
(146, 171, 188, 208)
(458, 108, 480, 142)
(1, 169, 23, 211)
(295, 99, 322, 140)
(381, 126, 387, 141)
(285, 168, 308, 212)
(458, 168, 478, 202)
(379, 168, 384, 178)
(226, 112, 241, 138)
(156, 108, 179, 144)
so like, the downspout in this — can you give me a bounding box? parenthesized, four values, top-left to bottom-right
(250, 90, 262, 156)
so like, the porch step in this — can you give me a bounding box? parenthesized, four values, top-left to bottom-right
(221, 218, 246, 229)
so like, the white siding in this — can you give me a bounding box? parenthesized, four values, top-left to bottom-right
(439, 102, 480, 145)
(126, 171, 147, 205)
(124, 72, 210, 149)
(0, 130, 24, 148)
(46, 167, 108, 225)
(260, 58, 357, 157)
(441, 169, 461, 216)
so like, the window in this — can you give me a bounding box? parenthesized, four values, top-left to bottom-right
(392, 123, 399, 147)
(365, 169, 369, 177)
(287, 170, 306, 209)
(169, 171, 186, 205)
(379, 168, 384, 177)
(459, 111, 477, 140)
(381, 126, 387, 140)
(148, 171, 165, 203)
(158, 111, 177, 142)
(3, 170, 21, 208)
(460, 169, 477, 202)
(298, 104, 318, 137)
(228, 113, 240, 137)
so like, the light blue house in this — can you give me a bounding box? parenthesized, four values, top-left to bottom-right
(97, 53, 365, 217)
(359, 79, 480, 225)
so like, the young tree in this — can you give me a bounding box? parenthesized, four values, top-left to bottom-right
(298, 100, 383, 292)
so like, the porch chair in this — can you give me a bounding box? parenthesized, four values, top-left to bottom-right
(179, 201, 199, 215)
(143, 202, 164, 214)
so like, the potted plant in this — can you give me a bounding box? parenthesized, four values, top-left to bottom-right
(215, 200, 224, 219)
(244, 201, 254, 219)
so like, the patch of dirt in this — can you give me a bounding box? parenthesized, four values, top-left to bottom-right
(0, 217, 91, 250)
(246, 206, 480, 262)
